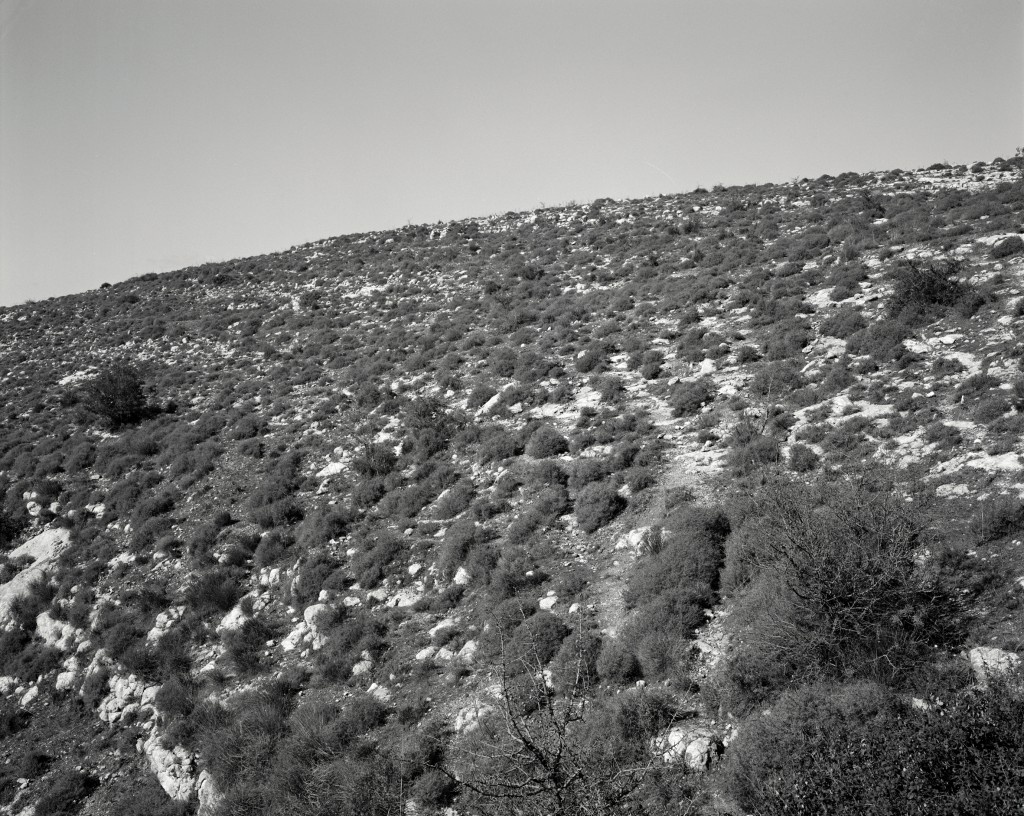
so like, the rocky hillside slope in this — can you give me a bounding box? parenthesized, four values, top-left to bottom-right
(2, 155, 1024, 815)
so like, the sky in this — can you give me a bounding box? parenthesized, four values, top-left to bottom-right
(1, 1, 1022, 307)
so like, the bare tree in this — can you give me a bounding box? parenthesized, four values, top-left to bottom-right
(441, 615, 692, 816)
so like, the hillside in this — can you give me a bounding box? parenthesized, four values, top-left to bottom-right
(2, 155, 1024, 815)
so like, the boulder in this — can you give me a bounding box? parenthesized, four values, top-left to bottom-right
(141, 731, 198, 802)
(652, 725, 723, 772)
(197, 770, 223, 816)
(35, 612, 79, 652)
(303, 603, 333, 629)
(969, 646, 1020, 686)
(454, 702, 494, 734)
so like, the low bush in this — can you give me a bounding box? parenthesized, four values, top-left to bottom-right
(887, 257, 973, 326)
(35, 770, 99, 816)
(669, 378, 716, 416)
(80, 361, 149, 428)
(525, 425, 570, 458)
(992, 234, 1024, 258)
(723, 679, 1024, 816)
(575, 481, 626, 533)
(820, 305, 867, 338)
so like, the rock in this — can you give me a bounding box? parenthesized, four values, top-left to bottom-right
(435, 646, 455, 662)
(457, 640, 478, 663)
(0, 528, 70, 626)
(969, 646, 1020, 686)
(538, 594, 558, 611)
(216, 604, 250, 634)
(197, 770, 222, 816)
(258, 567, 282, 588)
(351, 659, 373, 677)
(652, 725, 722, 771)
(454, 702, 494, 733)
(616, 526, 656, 554)
(303, 603, 333, 629)
(55, 670, 77, 693)
(280, 621, 310, 652)
(316, 462, 345, 479)
(19, 686, 38, 707)
(415, 646, 437, 661)
(453, 566, 471, 586)
(0, 676, 17, 696)
(35, 612, 79, 652)
(368, 682, 391, 702)
(142, 731, 198, 801)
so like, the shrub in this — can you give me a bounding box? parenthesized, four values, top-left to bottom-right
(80, 361, 149, 428)
(820, 305, 867, 339)
(887, 257, 972, 325)
(433, 479, 476, 519)
(467, 383, 498, 410)
(991, 234, 1024, 258)
(723, 679, 1024, 816)
(749, 360, 805, 397)
(224, 617, 273, 673)
(575, 481, 626, 533)
(35, 770, 99, 816)
(846, 318, 911, 361)
(787, 443, 819, 473)
(669, 378, 716, 416)
(506, 610, 570, 668)
(596, 639, 642, 683)
(525, 425, 569, 458)
(719, 476, 964, 709)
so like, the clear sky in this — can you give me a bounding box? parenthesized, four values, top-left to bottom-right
(1, 0, 1021, 306)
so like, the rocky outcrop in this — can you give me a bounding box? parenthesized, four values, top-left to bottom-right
(652, 724, 723, 772)
(0, 527, 70, 626)
(140, 730, 199, 801)
(968, 646, 1021, 686)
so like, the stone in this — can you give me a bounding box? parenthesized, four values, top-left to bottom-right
(142, 731, 198, 801)
(303, 603, 333, 629)
(216, 604, 249, 634)
(197, 770, 223, 816)
(351, 659, 373, 677)
(538, 595, 558, 611)
(454, 702, 494, 733)
(55, 670, 77, 693)
(0, 528, 70, 625)
(453, 566, 471, 586)
(457, 639, 478, 663)
(969, 646, 1020, 686)
(35, 611, 79, 652)
(652, 725, 722, 772)
(19, 686, 38, 707)
(415, 645, 437, 661)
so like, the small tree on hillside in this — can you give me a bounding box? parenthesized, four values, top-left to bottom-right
(81, 361, 148, 428)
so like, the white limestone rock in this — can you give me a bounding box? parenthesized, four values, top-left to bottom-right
(141, 730, 198, 802)
(969, 646, 1020, 686)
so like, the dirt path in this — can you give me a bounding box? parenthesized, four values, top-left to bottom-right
(587, 396, 726, 638)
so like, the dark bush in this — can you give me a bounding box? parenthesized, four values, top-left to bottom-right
(669, 378, 716, 416)
(992, 234, 1024, 259)
(820, 305, 867, 339)
(525, 425, 570, 458)
(35, 770, 99, 816)
(575, 481, 626, 533)
(719, 476, 965, 710)
(724, 679, 1024, 816)
(80, 361, 149, 428)
(887, 257, 972, 325)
